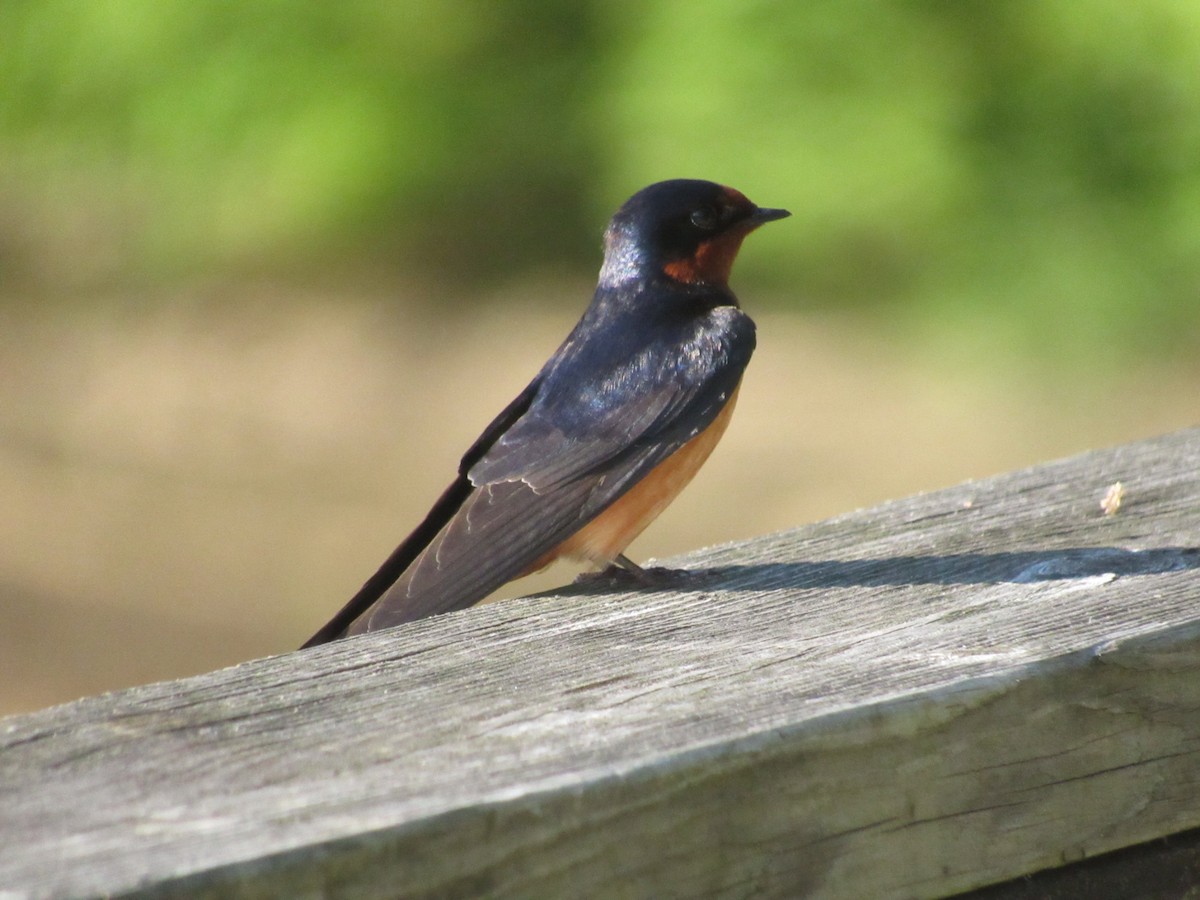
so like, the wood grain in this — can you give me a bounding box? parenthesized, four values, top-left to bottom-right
(2, 428, 1199, 899)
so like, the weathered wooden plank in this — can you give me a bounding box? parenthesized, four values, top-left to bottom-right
(1, 428, 1199, 899)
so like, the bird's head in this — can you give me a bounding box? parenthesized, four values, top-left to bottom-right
(599, 179, 790, 288)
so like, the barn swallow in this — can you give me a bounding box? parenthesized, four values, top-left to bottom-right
(302, 179, 788, 647)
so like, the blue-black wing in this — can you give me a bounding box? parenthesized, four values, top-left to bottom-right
(301, 298, 753, 645)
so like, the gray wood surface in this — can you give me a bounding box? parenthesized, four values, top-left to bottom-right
(2, 428, 1199, 899)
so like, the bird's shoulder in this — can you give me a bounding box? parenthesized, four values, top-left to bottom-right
(466, 281, 755, 488)
(540, 281, 755, 413)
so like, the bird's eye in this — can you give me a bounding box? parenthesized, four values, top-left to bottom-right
(690, 207, 720, 231)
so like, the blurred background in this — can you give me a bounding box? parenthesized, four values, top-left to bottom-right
(2, 1, 1198, 716)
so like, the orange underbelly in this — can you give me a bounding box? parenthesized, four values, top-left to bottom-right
(526, 383, 741, 572)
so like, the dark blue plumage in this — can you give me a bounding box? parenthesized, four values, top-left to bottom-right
(302, 179, 787, 645)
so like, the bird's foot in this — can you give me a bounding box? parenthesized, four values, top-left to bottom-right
(574, 554, 690, 589)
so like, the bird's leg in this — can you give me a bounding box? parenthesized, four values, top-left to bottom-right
(612, 553, 650, 578)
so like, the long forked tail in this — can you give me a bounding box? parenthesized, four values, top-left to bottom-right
(300, 476, 474, 648)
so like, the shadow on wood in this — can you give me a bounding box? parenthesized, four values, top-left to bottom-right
(570, 546, 1200, 593)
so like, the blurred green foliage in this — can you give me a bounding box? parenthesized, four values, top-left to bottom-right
(3, 1, 1199, 359)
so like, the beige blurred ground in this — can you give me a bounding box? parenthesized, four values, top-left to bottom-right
(1, 284, 1196, 717)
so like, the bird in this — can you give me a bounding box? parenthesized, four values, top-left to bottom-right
(301, 179, 789, 647)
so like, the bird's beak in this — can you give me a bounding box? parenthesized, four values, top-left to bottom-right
(750, 206, 791, 225)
